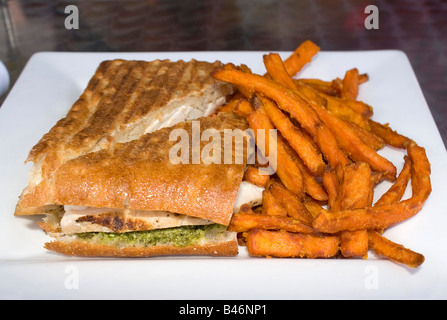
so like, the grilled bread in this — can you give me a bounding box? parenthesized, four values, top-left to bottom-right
(16, 59, 234, 216)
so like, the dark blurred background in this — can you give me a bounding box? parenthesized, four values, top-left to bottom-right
(1, 0, 446, 146)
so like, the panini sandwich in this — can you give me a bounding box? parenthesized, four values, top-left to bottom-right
(14, 59, 259, 257)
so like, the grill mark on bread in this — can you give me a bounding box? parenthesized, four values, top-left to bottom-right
(16, 59, 234, 213)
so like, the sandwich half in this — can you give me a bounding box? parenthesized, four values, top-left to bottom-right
(36, 113, 249, 257)
(14, 59, 257, 257)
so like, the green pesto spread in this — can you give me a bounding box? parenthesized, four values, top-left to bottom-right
(75, 224, 227, 248)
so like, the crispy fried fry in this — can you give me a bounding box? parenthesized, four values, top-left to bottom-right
(303, 198, 327, 219)
(212, 66, 321, 135)
(368, 119, 412, 149)
(296, 82, 396, 180)
(247, 108, 304, 196)
(312, 142, 431, 233)
(243, 165, 271, 187)
(283, 40, 320, 77)
(345, 121, 384, 150)
(374, 156, 411, 206)
(343, 99, 374, 118)
(368, 230, 425, 268)
(341, 68, 359, 100)
(340, 230, 368, 258)
(322, 93, 372, 130)
(245, 229, 340, 258)
(322, 167, 339, 210)
(337, 162, 373, 258)
(232, 97, 255, 118)
(295, 79, 339, 96)
(262, 189, 287, 216)
(260, 95, 325, 176)
(358, 73, 369, 84)
(228, 212, 314, 234)
(339, 162, 374, 210)
(229, 58, 349, 170)
(267, 180, 314, 225)
(264, 53, 297, 89)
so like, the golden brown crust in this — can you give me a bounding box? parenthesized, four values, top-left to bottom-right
(27, 59, 227, 166)
(19, 113, 249, 226)
(44, 237, 239, 257)
(16, 59, 236, 217)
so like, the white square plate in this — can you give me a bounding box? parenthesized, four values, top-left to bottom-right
(1, 51, 446, 299)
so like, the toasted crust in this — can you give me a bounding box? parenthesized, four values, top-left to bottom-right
(16, 59, 235, 216)
(19, 113, 249, 225)
(27, 59, 230, 165)
(44, 237, 239, 257)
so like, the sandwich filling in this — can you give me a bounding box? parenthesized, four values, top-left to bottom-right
(47, 180, 263, 248)
(75, 224, 230, 248)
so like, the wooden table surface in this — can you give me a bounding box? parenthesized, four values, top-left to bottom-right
(1, 0, 446, 147)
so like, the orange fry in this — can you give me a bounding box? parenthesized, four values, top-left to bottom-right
(262, 189, 288, 216)
(312, 142, 431, 233)
(228, 212, 314, 234)
(295, 79, 339, 96)
(267, 180, 314, 225)
(341, 68, 359, 100)
(230, 59, 349, 170)
(322, 167, 340, 210)
(283, 40, 320, 77)
(368, 120, 412, 149)
(374, 156, 412, 206)
(296, 83, 396, 180)
(232, 97, 255, 118)
(243, 165, 271, 188)
(245, 229, 340, 258)
(212, 66, 321, 135)
(368, 230, 425, 268)
(261, 95, 325, 176)
(247, 108, 304, 196)
(337, 162, 373, 258)
(340, 230, 369, 258)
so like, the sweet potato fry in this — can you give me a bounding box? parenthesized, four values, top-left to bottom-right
(321, 93, 372, 130)
(343, 99, 374, 118)
(368, 230, 425, 268)
(358, 73, 369, 84)
(283, 40, 320, 77)
(296, 82, 396, 180)
(262, 189, 287, 216)
(261, 95, 325, 176)
(231, 59, 349, 170)
(340, 230, 369, 258)
(295, 79, 339, 96)
(267, 180, 314, 225)
(243, 165, 271, 187)
(232, 97, 255, 118)
(322, 167, 340, 210)
(280, 139, 328, 201)
(339, 162, 374, 210)
(264, 53, 297, 89)
(345, 122, 384, 151)
(374, 156, 411, 206)
(341, 68, 359, 100)
(245, 229, 340, 258)
(368, 119, 412, 149)
(228, 212, 314, 234)
(247, 108, 304, 196)
(312, 142, 431, 233)
(212, 65, 321, 135)
(303, 198, 327, 220)
(337, 162, 373, 258)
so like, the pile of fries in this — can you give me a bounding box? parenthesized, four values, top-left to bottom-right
(212, 40, 431, 268)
